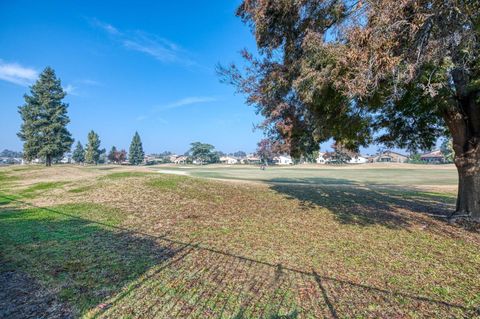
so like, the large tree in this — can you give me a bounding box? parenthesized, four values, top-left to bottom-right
(220, 0, 480, 220)
(129, 132, 145, 165)
(85, 130, 101, 164)
(18, 67, 73, 166)
(189, 142, 219, 164)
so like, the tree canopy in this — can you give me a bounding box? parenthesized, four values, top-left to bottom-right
(189, 142, 219, 164)
(18, 67, 73, 166)
(220, 0, 480, 219)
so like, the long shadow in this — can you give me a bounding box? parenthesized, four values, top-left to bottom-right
(0, 203, 182, 318)
(0, 195, 474, 318)
(268, 177, 455, 228)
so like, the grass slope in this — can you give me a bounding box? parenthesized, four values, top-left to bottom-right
(0, 165, 478, 318)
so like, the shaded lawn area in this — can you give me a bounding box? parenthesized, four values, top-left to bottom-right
(0, 165, 479, 318)
(0, 203, 179, 318)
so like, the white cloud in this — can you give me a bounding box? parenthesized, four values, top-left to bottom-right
(90, 18, 197, 67)
(0, 60, 38, 86)
(161, 96, 219, 110)
(64, 84, 78, 96)
(90, 18, 121, 35)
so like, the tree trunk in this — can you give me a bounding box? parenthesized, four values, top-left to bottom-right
(445, 69, 480, 221)
(46, 155, 52, 167)
(454, 150, 480, 220)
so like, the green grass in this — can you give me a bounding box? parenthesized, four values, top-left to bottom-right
(0, 165, 478, 318)
(146, 175, 185, 190)
(156, 165, 458, 186)
(102, 172, 152, 180)
(19, 181, 69, 198)
(0, 202, 164, 317)
(68, 185, 94, 193)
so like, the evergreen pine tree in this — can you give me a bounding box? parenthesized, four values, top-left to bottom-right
(85, 130, 101, 164)
(72, 141, 85, 163)
(17, 67, 73, 166)
(129, 131, 144, 165)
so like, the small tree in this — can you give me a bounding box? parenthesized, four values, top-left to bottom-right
(17, 67, 73, 166)
(85, 130, 101, 164)
(129, 132, 145, 165)
(98, 148, 107, 164)
(108, 146, 117, 163)
(72, 141, 85, 164)
(116, 149, 127, 163)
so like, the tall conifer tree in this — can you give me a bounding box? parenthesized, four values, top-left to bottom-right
(129, 132, 144, 165)
(85, 130, 101, 164)
(18, 67, 73, 166)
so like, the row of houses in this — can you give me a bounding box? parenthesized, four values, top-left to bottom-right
(166, 149, 449, 166)
(0, 149, 450, 166)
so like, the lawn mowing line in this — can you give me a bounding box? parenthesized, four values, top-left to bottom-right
(195, 251, 248, 317)
(92, 243, 194, 319)
(185, 252, 246, 318)
(156, 250, 233, 317)
(0, 194, 471, 313)
(170, 251, 236, 318)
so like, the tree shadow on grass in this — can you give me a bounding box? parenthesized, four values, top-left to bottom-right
(268, 177, 455, 229)
(0, 196, 474, 318)
(0, 205, 185, 318)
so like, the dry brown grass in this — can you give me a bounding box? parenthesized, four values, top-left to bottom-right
(1, 164, 479, 318)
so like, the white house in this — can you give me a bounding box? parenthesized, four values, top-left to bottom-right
(274, 155, 293, 165)
(220, 156, 238, 165)
(316, 152, 327, 164)
(347, 155, 368, 164)
(172, 156, 188, 164)
(59, 154, 72, 164)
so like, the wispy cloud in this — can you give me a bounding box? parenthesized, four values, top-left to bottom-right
(0, 60, 38, 86)
(90, 18, 198, 67)
(136, 96, 218, 122)
(90, 18, 120, 35)
(64, 84, 78, 96)
(160, 96, 219, 110)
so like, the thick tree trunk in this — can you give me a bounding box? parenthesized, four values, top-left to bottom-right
(446, 69, 480, 221)
(454, 150, 480, 220)
(46, 155, 52, 167)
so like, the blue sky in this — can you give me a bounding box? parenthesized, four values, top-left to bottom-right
(0, 1, 268, 154)
(0, 1, 410, 156)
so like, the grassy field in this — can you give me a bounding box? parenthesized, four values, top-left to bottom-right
(0, 164, 479, 318)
